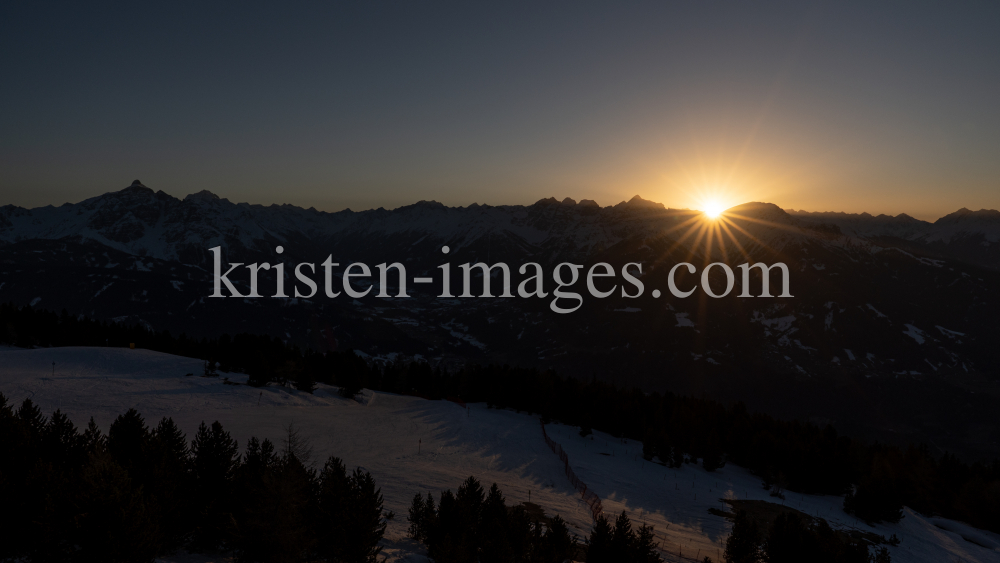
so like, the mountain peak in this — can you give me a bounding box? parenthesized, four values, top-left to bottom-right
(936, 207, 1000, 225)
(726, 202, 796, 224)
(184, 190, 220, 202)
(620, 195, 665, 210)
(117, 180, 154, 196)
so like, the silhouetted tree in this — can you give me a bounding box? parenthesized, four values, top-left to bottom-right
(190, 420, 240, 551)
(724, 510, 761, 563)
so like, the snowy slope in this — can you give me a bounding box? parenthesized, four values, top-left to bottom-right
(1, 346, 997, 563)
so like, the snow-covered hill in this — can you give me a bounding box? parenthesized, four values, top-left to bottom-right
(1, 346, 997, 563)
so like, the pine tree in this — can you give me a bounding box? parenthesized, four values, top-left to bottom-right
(635, 523, 663, 563)
(540, 515, 576, 563)
(843, 477, 903, 524)
(479, 483, 513, 563)
(108, 408, 153, 490)
(233, 448, 317, 563)
(611, 510, 634, 560)
(232, 438, 280, 562)
(702, 442, 724, 472)
(292, 368, 318, 393)
(16, 398, 47, 441)
(43, 408, 86, 467)
(150, 417, 192, 551)
(429, 490, 462, 563)
(586, 514, 614, 563)
(83, 416, 105, 451)
(337, 361, 364, 399)
(316, 455, 352, 561)
(408, 492, 426, 540)
(724, 510, 761, 563)
(190, 420, 240, 551)
(871, 546, 892, 563)
(671, 447, 685, 469)
(763, 513, 809, 563)
(76, 451, 163, 563)
(343, 468, 388, 563)
(422, 491, 438, 543)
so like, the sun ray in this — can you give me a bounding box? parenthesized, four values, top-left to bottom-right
(716, 215, 780, 255)
(722, 211, 803, 235)
(716, 219, 756, 264)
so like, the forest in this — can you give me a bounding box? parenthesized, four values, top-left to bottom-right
(0, 395, 891, 562)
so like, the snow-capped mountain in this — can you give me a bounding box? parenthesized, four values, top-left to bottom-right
(0, 181, 806, 268)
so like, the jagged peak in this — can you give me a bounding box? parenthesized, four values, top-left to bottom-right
(617, 195, 665, 210)
(578, 199, 599, 208)
(561, 197, 577, 206)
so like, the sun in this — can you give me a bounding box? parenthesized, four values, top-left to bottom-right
(703, 201, 726, 218)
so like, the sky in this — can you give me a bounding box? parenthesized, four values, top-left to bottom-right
(1, 1, 998, 220)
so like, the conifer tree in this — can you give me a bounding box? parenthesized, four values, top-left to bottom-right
(724, 511, 761, 563)
(408, 492, 426, 540)
(190, 420, 240, 551)
(422, 491, 438, 542)
(539, 515, 576, 563)
(342, 468, 388, 563)
(316, 455, 352, 561)
(150, 417, 192, 551)
(83, 416, 105, 451)
(108, 408, 151, 481)
(635, 523, 663, 563)
(337, 361, 364, 399)
(43, 408, 86, 467)
(76, 450, 163, 563)
(428, 489, 463, 563)
(586, 514, 615, 563)
(763, 512, 809, 563)
(479, 483, 513, 563)
(16, 398, 47, 441)
(292, 368, 318, 393)
(611, 510, 634, 559)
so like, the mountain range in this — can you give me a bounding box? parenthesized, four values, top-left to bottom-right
(2, 180, 999, 459)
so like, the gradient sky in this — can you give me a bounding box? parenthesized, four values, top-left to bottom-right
(2, 1, 998, 220)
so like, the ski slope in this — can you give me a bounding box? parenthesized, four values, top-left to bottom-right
(1, 346, 998, 563)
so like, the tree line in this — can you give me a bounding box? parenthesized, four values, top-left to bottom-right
(2, 303, 999, 535)
(406, 475, 664, 563)
(0, 397, 388, 563)
(723, 510, 891, 563)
